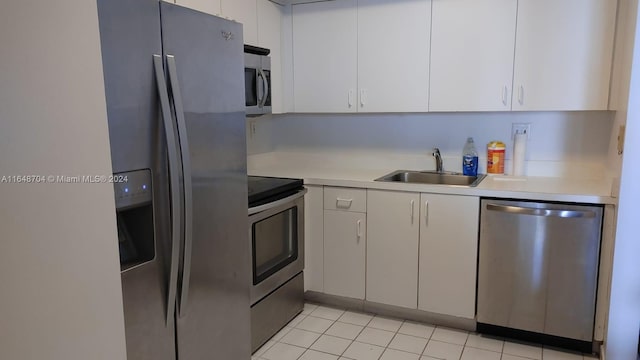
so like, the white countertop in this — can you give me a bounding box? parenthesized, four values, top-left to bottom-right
(248, 151, 617, 204)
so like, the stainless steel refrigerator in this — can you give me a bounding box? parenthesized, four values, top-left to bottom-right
(96, 1, 250, 359)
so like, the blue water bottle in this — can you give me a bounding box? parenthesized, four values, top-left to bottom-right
(462, 137, 479, 176)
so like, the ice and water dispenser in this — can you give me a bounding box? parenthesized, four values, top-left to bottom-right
(113, 169, 155, 271)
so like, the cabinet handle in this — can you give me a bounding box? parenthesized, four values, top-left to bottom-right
(518, 85, 524, 105)
(410, 199, 415, 224)
(348, 89, 354, 108)
(424, 200, 429, 226)
(502, 86, 508, 106)
(360, 89, 366, 108)
(356, 219, 362, 242)
(336, 198, 353, 209)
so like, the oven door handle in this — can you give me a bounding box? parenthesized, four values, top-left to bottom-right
(248, 188, 307, 215)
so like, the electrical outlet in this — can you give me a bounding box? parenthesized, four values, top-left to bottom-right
(617, 124, 626, 155)
(512, 123, 531, 139)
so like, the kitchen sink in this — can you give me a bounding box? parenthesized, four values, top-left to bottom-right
(375, 170, 486, 187)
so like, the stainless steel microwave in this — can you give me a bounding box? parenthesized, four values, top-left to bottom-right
(244, 45, 271, 116)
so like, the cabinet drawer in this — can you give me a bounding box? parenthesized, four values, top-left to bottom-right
(324, 187, 366, 212)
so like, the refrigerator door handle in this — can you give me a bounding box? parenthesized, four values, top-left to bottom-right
(153, 54, 182, 325)
(166, 55, 194, 318)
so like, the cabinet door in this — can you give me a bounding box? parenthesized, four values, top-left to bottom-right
(512, 0, 616, 111)
(418, 194, 479, 319)
(292, 0, 358, 113)
(175, 0, 221, 16)
(357, 0, 430, 112)
(367, 190, 420, 309)
(257, 0, 283, 113)
(429, 0, 516, 111)
(324, 211, 366, 299)
(304, 185, 324, 293)
(221, 0, 258, 45)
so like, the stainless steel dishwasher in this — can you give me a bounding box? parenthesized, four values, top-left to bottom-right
(477, 199, 603, 350)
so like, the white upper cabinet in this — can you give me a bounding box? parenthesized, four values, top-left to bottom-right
(174, 0, 221, 16)
(418, 194, 479, 319)
(366, 190, 420, 309)
(292, 0, 430, 113)
(293, 0, 358, 113)
(512, 0, 616, 111)
(221, 0, 258, 45)
(429, 0, 517, 112)
(286, 0, 616, 113)
(257, 0, 284, 113)
(357, 0, 431, 112)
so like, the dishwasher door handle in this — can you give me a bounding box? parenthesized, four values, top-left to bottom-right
(486, 203, 596, 218)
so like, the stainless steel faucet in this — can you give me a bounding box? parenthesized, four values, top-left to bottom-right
(432, 148, 444, 172)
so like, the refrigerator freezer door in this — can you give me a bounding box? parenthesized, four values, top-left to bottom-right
(97, 0, 176, 359)
(160, 3, 251, 359)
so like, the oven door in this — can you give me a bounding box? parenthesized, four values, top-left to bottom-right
(248, 189, 306, 304)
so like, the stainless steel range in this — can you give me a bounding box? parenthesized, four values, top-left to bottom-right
(248, 176, 306, 352)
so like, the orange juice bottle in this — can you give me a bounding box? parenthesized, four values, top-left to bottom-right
(487, 141, 506, 174)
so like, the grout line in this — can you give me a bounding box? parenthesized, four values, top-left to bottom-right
(262, 303, 592, 360)
(303, 307, 352, 359)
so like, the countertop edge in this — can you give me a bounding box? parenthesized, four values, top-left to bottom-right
(301, 177, 616, 204)
(248, 171, 617, 205)
(248, 152, 617, 205)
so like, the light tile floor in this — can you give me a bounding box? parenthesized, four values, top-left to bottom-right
(252, 303, 599, 360)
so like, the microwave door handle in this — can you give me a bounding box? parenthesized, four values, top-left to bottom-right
(153, 55, 181, 325)
(248, 189, 307, 215)
(256, 69, 264, 108)
(258, 68, 269, 108)
(166, 55, 194, 318)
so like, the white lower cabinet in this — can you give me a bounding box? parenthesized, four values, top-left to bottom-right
(366, 190, 420, 309)
(304, 185, 324, 293)
(314, 187, 479, 319)
(418, 194, 479, 319)
(323, 210, 366, 299)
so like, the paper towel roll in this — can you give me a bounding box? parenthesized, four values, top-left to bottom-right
(512, 132, 527, 176)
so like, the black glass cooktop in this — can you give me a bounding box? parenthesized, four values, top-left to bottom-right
(248, 176, 303, 208)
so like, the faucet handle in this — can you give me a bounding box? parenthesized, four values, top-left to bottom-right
(432, 147, 441, 156)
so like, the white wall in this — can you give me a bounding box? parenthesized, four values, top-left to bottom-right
(0, 1, 127, 359)
(606, 0, 640, 357)
(248, 111, 613, 176)
(607, 0, 639, 197)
